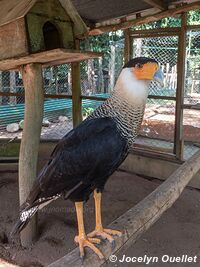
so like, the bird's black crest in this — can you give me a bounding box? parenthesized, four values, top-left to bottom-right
(123, 57, 158, 68)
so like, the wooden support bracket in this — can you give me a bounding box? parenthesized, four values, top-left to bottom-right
(48, 149, 200, 267)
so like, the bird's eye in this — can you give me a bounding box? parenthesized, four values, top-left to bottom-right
(135, 63, 143, 69)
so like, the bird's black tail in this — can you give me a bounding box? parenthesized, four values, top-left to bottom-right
(10, 205, 38, 237)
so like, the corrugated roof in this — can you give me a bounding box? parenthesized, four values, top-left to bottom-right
(0, 0, 198, 28)
(72, 0, 152, 23)
(71, 0, 199, 23)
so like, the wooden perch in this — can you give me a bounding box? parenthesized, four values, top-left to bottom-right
(89, 1, 200, 35)
(48, 149, 200, 267)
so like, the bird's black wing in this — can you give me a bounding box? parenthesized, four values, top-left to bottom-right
(26, 117, 128, 205)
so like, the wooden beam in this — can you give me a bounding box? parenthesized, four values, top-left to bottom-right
(19, 63, 44, 247)
(72, 40, 82, 127)
(81, 95, 107, 101)
(143, 0, 167, 10)
(48, 149, 200, 267)
(130, 27, 180, 35)
(89, 2, 200, 35)
(124, 29, 132, 64)
(0, 92, 72, 99)
(59, 0, 88, 38)
(0, 48, 102, 71)
(174, 13, 187, 160)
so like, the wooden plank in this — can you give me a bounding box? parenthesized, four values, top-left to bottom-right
(72, 40, 82, 127)
(124, 29, 132, 63)
(0, 18, 28, 61)
(174, 13, 186, 160)
(81, 95, 108, 101)
(0, 0, 36, 27)
(143, 0, 167, 10)
(48, 149, 200, 267)
(183, 103, 200, 110)
(0, 92, 72, 99)
(59, 0, 88, 38)
(0, 48, 102, 71)
(81, 95, 176, 101)
(130, 27, 180, 35)
(131, 32, 179, 38)
(89, 2, 200, 35)
(186, 24, 200, 30)
(131, 146, 180, 163)
(148, 95, 176, 100)
(19, 63, 44, 247)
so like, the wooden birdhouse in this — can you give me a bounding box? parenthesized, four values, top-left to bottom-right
(0, 0, 101, 70)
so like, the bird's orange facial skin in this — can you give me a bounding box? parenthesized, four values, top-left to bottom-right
(132, 62, 159, 80)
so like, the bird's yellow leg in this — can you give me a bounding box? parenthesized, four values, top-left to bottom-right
(87, 190, 122, 244)
(74, 202, 104, 260)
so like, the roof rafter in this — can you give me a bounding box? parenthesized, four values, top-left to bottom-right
(89, 1, 200, 35)
(143, 0, 167, 10)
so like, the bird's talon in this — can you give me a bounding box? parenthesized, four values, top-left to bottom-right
(88, 228, 122, 244)
(75, 236, 104, 260)
(104, 228, 122, 236)
(88, 237, 101, 244)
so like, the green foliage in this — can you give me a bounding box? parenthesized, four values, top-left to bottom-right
(83, 107, 94, 117)
(187, 10, 200, 25)
(43, 10, 199, 96)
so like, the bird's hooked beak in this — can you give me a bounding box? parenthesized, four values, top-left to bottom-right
(132, 62, 164, 87)
(153, 68, 164, 87)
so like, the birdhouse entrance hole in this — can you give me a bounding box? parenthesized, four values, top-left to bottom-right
(43, 21, 61, 50)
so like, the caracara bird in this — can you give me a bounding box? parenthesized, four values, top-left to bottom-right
(11, 57, 164, 259)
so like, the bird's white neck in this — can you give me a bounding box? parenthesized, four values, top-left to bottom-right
(90, 68, 150, 145)
(113, 68, 149, 106)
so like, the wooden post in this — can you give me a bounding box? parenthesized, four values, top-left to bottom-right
(19, 63, 44, 247)
(109, 45, 115, 92)
(48, 149, 200, 267)
(10, 71, 16, 104)
(124, 28, 132, 63)
(174, 13, 187, 160)
(0, 71, 2, 104)
(72, 40, 82, 127)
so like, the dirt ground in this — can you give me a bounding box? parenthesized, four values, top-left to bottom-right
(0, 170, 200, 267)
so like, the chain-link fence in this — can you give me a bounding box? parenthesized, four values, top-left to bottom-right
(0, 66, 73, 140)
(131, 35, 178, 154)
(0, 26, 199, 160)
(0, 31, 125, 142)
(131, 29, 200, 160)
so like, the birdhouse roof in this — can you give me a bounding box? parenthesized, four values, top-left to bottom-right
(0, 0, 88, 38)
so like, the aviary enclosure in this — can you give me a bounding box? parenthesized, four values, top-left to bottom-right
(0, 12, 199, 161)
(0, 1, 200, 266)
